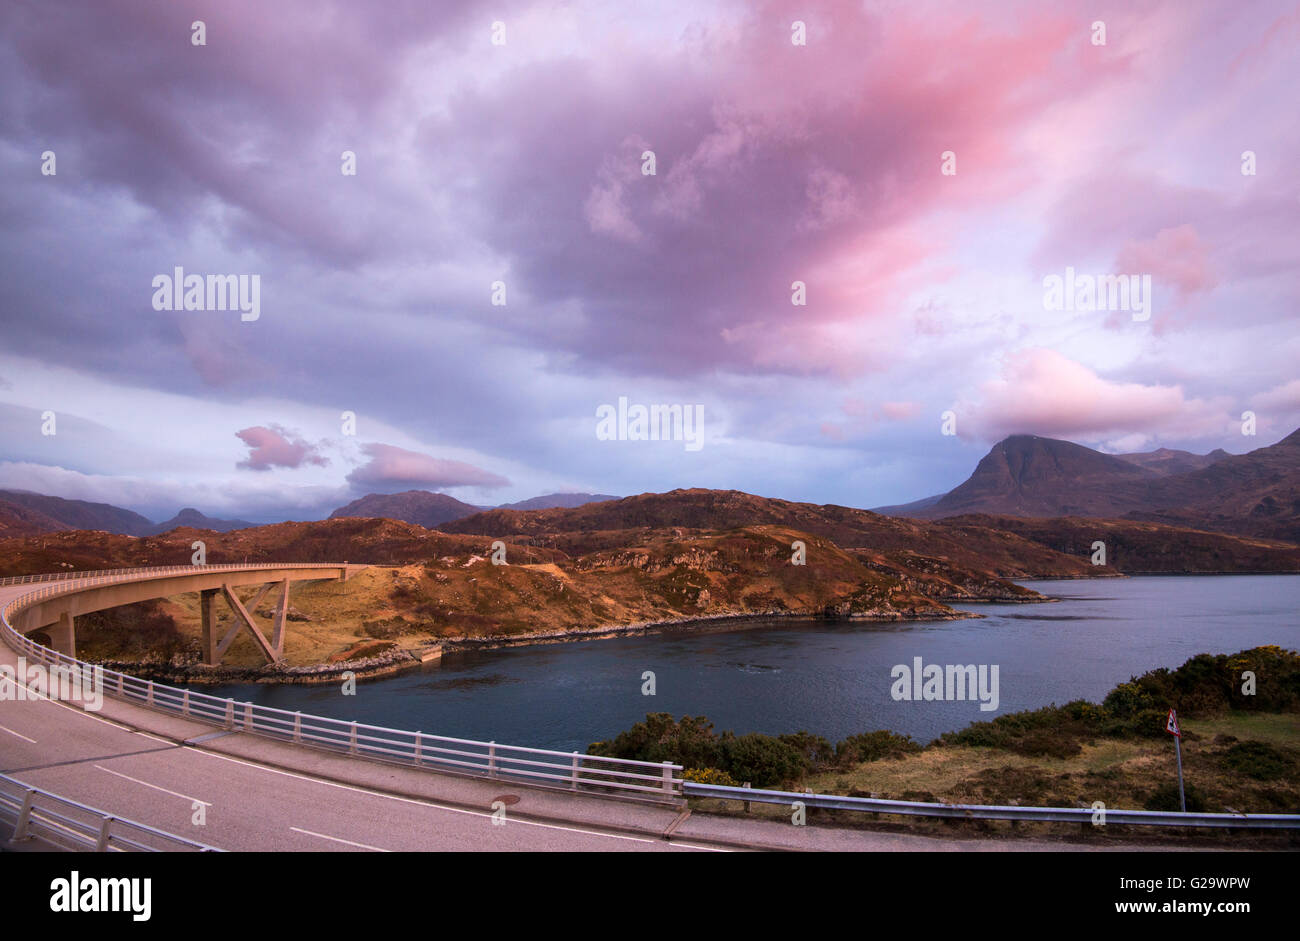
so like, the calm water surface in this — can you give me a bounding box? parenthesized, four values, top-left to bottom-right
(202, 575, 1300, 751)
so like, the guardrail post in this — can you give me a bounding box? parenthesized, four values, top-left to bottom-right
(95, 816, 113, 852)
(116, 673, 124, 697)
(224, 698, 234, 729)
(182, 689, 190, 716)
(146, 680, 155, 707)
(414, 731, 422, 766)
(244, 702, 254, 732)
(743, 781, 751, 813)
(14, 789, 35, 841)
(349, 722, 358, 755)
(662, 761, 674, 795)
(293, 712, 302, 743)
(570, 752, 580, 790)
(488, 741, 496, 776)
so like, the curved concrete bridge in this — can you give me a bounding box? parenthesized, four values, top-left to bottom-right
(5, 563, 356, 664)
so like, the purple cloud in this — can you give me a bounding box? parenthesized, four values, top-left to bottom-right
(236, 425, 328, 471)
(346, 443, 509, 492)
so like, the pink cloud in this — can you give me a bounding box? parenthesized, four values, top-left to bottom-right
(819, 398, 921, 440)
(346, 443, 509, 491)
(962, 349, 1229, 442)
(1115, 224, 1216, 299)
(236, 425, 328, 471)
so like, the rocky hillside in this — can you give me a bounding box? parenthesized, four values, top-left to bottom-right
(891, 428, 1300, 545)
(45, 524, 1014, 669)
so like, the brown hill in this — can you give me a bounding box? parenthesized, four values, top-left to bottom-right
(890, 429, 1300, 545)
(1131, 429, 1300, 543)
(328, 490, 483, 528)
(0, 489, 155, 536)
(1115, 447, 1230, 476)
(440, 488, 1113, 578)
(946, 515, 1300, 573)
(0, 497, 69, 538)
(5, 522, 1013, 667)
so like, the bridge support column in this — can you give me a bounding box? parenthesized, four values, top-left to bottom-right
(200, 589, 219, 664)
(46, 611, 76, 659)
(272, 579, 290, 659)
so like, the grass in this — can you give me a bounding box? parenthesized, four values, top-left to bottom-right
(689, 711, 1300, 846)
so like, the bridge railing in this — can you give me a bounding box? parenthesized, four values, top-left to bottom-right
(0, 568, 684, 801)
(0, 561, 342, 591)
(0, 773, 220, 851)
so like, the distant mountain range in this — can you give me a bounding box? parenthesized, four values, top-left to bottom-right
(875, 427, 1300, 544)
(327, 490, 619, 527)
(438, 486, 1300, 574)
(0, 488, 621, 539)
(0, 489, 156, 537)
(0, 492, 257, 538)
(3, 426, 1297, 558)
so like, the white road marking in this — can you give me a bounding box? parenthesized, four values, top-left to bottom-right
(290, 826, 389, 851)
(0, 723, 36, 743)
(94, 764, 212, 807)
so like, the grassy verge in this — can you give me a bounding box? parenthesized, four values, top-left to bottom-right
(591, 647, 1300, 844)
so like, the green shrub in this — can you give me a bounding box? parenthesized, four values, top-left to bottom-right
(720, 733, 806, 788)
(1102, 681, 1157, 717)
(1009, 729, 1082, 759)
(836, 730, 923, 765)
(1144, 783, 1208, 813)
(778, 731, 836, 772)
(586, 713, 723, 770)
(1219, 740, 1297, 781)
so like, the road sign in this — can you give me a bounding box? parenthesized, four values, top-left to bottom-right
(1166, 708, 1186, 812)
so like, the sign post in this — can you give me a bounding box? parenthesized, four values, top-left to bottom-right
(1165, 707, 1185, 812)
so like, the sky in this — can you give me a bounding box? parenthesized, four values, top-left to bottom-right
(0, 0, 1297, 523)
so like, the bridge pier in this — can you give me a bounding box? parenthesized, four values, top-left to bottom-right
(271, 578, 290, 660)
(46, 611, 76, 659)
(200, 588, 219, 664)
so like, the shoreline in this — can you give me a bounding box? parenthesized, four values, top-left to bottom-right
(89, 603, 993, 686)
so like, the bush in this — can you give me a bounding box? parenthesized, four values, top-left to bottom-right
(586, 713, 723, 771)
(682, 767, 739, 786)
(1144, 783, 1208, 813)
(1009, 729, 1081, 759)
(1102, 681, 1157, 717)
(1219, 740, 1297, 781)
(778, 731, 836, 772)
(836, 730, 923, 765)
(720, 733, 806, 788)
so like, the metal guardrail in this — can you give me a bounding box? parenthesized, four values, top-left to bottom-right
(0, 567, 683, 800)
(0, 773, 220, 851)
(683, 782, 1300, 829)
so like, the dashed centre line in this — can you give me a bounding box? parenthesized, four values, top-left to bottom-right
(289, 826, 389, 851)
(94, 764, 212, 807)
